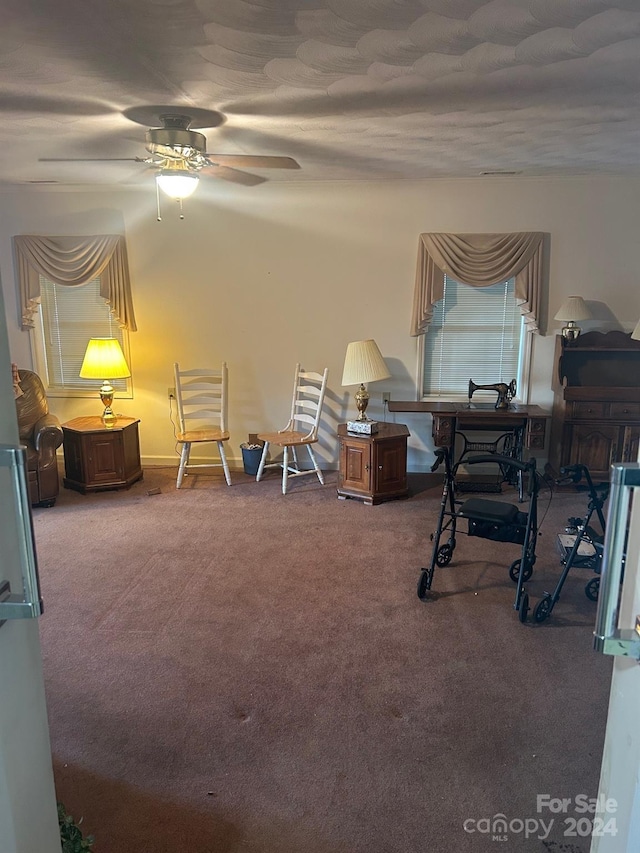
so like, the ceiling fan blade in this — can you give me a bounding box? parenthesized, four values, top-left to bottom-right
(39, 157, 146, 162)
(204, 155, 299, 170)
(200, 165, 267, 186)
(215, 125, 401, 177)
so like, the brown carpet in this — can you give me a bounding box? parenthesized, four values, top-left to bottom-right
(33, 465, 613, 853)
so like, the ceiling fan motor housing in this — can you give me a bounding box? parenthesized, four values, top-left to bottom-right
(145, 127, 207, 161)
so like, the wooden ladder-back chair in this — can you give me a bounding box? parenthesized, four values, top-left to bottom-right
(173, 362, 232, 488)
(256, 363, 329, 495)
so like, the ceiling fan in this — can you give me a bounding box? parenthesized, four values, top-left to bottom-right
(39, 108, 300, 216)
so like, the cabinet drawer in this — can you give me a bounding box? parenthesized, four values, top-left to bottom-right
(610, 402, 640, 419)
(570, 402, 607, 419)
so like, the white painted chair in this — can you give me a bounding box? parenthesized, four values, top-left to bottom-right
(256, 364, 329, 495)
(174, 362, 232, 488)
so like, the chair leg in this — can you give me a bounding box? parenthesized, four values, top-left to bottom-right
(307, 444, 324, 485)
(177, 442, 190, 488)
(256, 442, 269, 482)
(282, 445, 289, 495)
(291, 446, 300, 472)
(217, 441, 232, 486)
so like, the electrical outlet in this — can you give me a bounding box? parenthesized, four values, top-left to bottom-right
(382, 391, 391, 404)
(168, 387, 175, 399)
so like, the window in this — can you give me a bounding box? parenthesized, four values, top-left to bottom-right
(33, 276, 131, 397)
(421, 276, 530, 401)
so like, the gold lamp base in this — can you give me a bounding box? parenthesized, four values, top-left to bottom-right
(349, 384, 378, 433)
(354, 383, 370, 420)
(99, 382, 117, 425)
(561, 321, 582, 341)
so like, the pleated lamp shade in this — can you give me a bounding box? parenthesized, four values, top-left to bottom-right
(632, 319, 640, 341)
(80, 338, 130, 379)
(553, 296, 592, 322)
(341, 339, 391, 386)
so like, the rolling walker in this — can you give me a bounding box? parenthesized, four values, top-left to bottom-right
(417, 447, 540, 623)
(532, 463, 607, 623)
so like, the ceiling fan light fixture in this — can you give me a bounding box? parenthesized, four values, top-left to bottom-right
(155, 169, 199, 200)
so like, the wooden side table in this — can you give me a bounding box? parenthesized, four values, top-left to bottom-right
(62, 416, 143, 493)
(337, 422, 410, 505)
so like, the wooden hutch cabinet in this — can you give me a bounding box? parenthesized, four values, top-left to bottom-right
(337, 422, 409, 505)
(62, 416, 143, 493)
(548, 331, 640, 480)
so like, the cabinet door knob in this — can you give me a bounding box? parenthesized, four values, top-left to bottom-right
(378, 465, 383, 470)
(365, 464, 370, 471)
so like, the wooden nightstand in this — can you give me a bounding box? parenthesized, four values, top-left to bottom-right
(62, 416, 143, 493)
(337, 422, 410, 505)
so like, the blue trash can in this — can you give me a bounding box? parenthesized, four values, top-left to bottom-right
(241, 444, 264, 476)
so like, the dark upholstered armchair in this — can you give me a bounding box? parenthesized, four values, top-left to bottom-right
(14, 368, 63, 507)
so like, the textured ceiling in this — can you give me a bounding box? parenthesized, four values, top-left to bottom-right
(2, 0, 639, 189)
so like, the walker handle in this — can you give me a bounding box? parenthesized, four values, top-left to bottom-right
(464, 454, 533, 473)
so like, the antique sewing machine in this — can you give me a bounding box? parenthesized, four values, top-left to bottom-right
(468, 379, 517, 410)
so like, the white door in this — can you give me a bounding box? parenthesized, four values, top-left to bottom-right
(591, 465, 640, 853)
(0, 298, 59, 851)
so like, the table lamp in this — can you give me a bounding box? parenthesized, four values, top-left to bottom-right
(341, 339, 391, 434)
(554, 296, 591, 340)
(80, 337, 131, 424)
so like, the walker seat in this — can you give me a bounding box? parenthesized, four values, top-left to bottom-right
(459, 498, 527, 544)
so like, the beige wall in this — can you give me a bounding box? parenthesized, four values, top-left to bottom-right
(1, 175, 639, 472)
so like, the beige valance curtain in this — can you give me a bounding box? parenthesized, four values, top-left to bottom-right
(14, 234, 137, 331)
(410, 232, 544, 336)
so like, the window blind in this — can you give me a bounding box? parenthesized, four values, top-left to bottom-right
(423, 276, 523, 398)
(39, 276, 127, 392)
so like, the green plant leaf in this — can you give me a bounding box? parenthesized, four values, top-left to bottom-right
(57, 801, 94, 852)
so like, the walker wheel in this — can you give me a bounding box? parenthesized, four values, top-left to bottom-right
(585, 577, 600, 602)
(417, 569, 432, 600)
(518, 590, 529, 623)
(436, 544, 454, 567)
(509, 559, 533, 584)
(533, 594, 552, 623)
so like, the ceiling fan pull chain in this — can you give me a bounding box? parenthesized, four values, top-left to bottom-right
(179, 198, 185, 220)
(156, 181, 162, 222)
